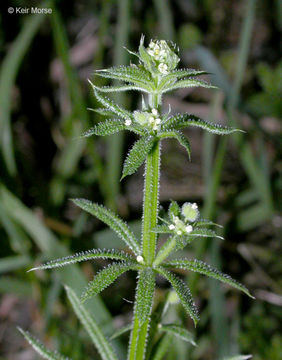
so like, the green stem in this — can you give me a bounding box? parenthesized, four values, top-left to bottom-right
(154, 235, 177, 266)
(142, 140, 161, 265)
(128, 94, 161, 360)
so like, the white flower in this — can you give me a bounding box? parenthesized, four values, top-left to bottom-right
(152, 108, 158, 116)
(158, 63, 168, 74)
(191, 203, 198, 209)
(169, 224, 175, 230)
(177, 230, 182, 235)
(149, 116, 155, 124)
(185, 225, 193, 233)
(136, 255, 144, 263)
(155, 118, 161, 125)
(149, 41, 155, 49)
(125, 119, 132, 126)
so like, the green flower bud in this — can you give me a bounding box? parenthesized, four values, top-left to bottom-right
(181, 202, 200, 222)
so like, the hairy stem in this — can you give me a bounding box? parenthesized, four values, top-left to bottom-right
(128, 93, 161, 359)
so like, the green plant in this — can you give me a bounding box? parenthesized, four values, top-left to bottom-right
(19, 36, 254, 360)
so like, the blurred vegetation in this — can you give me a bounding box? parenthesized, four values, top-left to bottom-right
(0, 0, 281, 359)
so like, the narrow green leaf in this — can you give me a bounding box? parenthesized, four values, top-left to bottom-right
(110, 323, 133, 340)
(72, 199, 141, 255)
(81, 262, 135, 302)
(82, 119, 126, 137)
(88, 108, 117, 117)
(65, 286, 118, 360)
(162, 78, 218, 93)
(163, 113, 241, 134)
(93, 84, 150, 93)
(151, 225, 172, 234)
(29, 249, 136, 272)
(156, 267, 200, 326)
(165, 259, 254, 298)
(159, 131, 191, 160)
(158, 324, 196, 346)
(168, 200, 180, 220)
(158, 69, 209, 90)
(188, 228, 224, 240)
(18, 328, 70, 360)
(95, 65, 152, 87)
(136, 269, 155, 324)
(121, 136, 155, 179)
(196, 219, 223, 228)
(89, 82, 132, 120)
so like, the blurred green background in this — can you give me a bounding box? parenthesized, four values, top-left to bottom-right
(0, 0, 281, 359)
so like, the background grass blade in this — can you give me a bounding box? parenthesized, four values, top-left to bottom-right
(65, 285, 118, 360)
(0, 0, 51, 175)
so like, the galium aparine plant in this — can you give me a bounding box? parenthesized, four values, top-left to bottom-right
(19, 36, 254, 360)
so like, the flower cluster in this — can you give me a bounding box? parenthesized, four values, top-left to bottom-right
(169, 202, 199, 236)
(133, 109, 162, 131)
(146, 39, 179, 75)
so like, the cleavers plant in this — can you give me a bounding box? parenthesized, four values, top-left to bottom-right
(20, 36, 254, 360)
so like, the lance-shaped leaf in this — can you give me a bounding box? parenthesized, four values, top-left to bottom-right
(93, 84, 151, 93)
(158, 324, 196, 346)
(65, 286, 118, 360)
(162, 78, 218, 93)
(28, 249, 136, 272)
(95, 65, 152, 88)
(89, 81, 132, 120)
(156, 267, 199, 326)
(163, 113, 241, 134)
(72, 199, 141, 255)
(168, 200, 180, 220)
(82, 119, 127, 137)
(151, 224, 172, 234)
(138, 35, 155, 73)
(164, 259, 254, 298)
(88, 108, 117, 117)
(18, 328, 70, 360)
(81, 262, 136, 302)
(195, 219, 223, 228)
(151, 333, 172, 360)
(187, 228, 224, 240)
(121, 136, 155, 179)
(135, 269, 155, 324)
(159, 131, 191, 160)
(158, 69, 209, 90)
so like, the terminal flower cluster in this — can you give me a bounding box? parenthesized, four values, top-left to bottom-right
(146, 39, 179, 75)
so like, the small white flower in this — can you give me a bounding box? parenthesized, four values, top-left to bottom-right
(185, 225, 193, 233)
(158, 63, 168, 74)
(153, 124, 159, 131)
(147, 49, 155, 56)
(151, 108, 158, 116)
(149, 41, 155, 49)
(149, 116, 155, 124)
(136, 255, 144, 263)
(125, 119, 132, 126)
(169, 224, 175, 230)
(177, 230, 182, 235)
(155, 118, 161, 125)
(191, 203, 198, 209)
